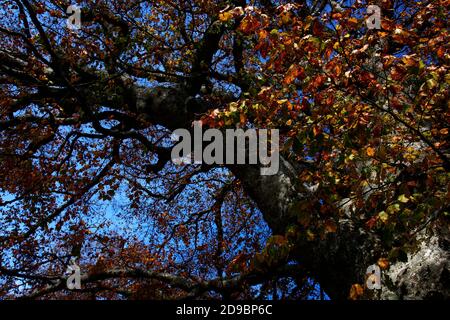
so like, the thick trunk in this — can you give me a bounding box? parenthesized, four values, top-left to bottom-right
(231, 160, 450, 300)
(138, 85, 450, 300)
(380, 223, 450, 300)
(230, 160, 371, 299)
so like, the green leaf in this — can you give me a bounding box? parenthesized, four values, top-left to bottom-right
(378, 211, 389, 223)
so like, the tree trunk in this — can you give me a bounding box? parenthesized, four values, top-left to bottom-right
(231, 159, 450, 300)
(138, 84, 450, 300)
(379, 223, 450, 300)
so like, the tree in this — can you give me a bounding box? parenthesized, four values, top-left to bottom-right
(0, 0, 448, 300)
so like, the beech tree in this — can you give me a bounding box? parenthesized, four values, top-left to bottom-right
(0, 0, 449, 300)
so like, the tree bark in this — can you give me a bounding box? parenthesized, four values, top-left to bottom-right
(136, 84, 450, 300)
(231, 156, 450, 300)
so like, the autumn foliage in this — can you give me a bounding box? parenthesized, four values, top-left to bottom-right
(0, 0, 449, 300)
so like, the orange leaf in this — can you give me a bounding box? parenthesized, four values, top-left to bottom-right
(402, 55, 417, 67)
(239, 15, 260, 34)
(313, 126, 321, 136)
(324, 219, 337, 233)
(348, 17, 358, 26)
(349, 284, 364, 300)
(378, 257, 389, 270)
(366, 147, 376, 157)
(283, 65, 305, 85)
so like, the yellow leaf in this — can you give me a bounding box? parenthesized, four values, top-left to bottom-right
(229, 102, 238, 112)
(306, 229, 315, 241)
(445, 73, 450, 85)
(378, 211, 388, 223)
(427, 78, 438, 89)
(398, 194, 409, 203)
(219, 11, 233, 22)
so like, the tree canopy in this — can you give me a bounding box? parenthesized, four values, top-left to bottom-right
(0, 0, 449, 300)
